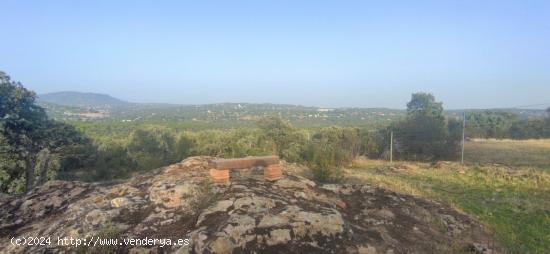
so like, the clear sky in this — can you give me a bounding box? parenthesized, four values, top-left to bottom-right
(1, 1, 549, 109)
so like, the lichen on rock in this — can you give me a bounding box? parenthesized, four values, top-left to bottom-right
(0, 156, 493, 254)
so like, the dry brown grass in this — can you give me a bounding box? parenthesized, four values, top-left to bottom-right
(464, 139, 550, 169)
(346, 158, 550, 254)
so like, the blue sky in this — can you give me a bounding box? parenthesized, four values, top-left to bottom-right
(1, 0, 549, 109)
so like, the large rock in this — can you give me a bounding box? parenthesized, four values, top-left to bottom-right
(0, 156, 493, 254)
(265, 229, 291, 246)
(196, 199, 234, 225)
(111, 197, 132, 208)
(149, 182, 197, 208)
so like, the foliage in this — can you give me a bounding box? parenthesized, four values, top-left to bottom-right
(257, 116, 307, 161)
(126, 128, 180, 171)
(81, 143, 134, 181)
(75, 223, 122, 254)
(466, 111, 517, 138)
(508, 119, 549, 139)
(391, 92, 461, 160)
(186, 178, 220, 212)
(302, 141, 343, 182)
(0, 71, 93, 193)
(312, 127, 362, 165)
(465, 110, 550, 139)
(1, 71, 47, 192)
(3, 74, 549, 194)
(188, 129, 267, 158)
(39, 92, 405, 129)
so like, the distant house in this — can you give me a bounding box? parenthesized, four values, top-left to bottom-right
(317, 108, 334, 112)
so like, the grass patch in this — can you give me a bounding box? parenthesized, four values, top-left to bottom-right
(347, 160, 550, 254)
(75, 223, 123, 254)
(464, 139, 550, 168)
(185, 178, 220, 212)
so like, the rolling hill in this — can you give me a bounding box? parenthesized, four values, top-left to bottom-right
(36, 91, 547, 129)
(38, 91, 128, 108)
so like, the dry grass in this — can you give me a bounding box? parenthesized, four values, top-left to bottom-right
(347, 158, 550, 254)
(464, 139, 550, 168)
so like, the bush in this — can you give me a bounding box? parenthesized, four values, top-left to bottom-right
(126, 128, 180, 170)
(175, 133, 195, 158)
(312, 127, 361, 165)
(390, 92, 461, 161)
(189, 129, 272, 158)
(186, 178, 220, 212)
(303, 141, 343, 182)
(257, 116, 307, 162)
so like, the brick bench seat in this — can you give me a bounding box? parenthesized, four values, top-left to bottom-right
(209, 156, 283, 183)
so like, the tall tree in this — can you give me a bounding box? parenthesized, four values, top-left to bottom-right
(126, 128, 180, 170)
(0, 71, 92, 192)
(406, 92, 444, 119)
(256, 116, 306, 161)
(392, 92, 458, 160)
(0, 71, 49, 191)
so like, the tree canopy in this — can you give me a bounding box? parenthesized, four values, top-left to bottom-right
(390, 92, 461, 160)
(1, 71, 92, 193)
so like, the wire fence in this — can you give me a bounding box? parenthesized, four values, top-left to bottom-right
(383, 104, 550, 168)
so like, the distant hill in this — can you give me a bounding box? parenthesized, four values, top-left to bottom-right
(37, 95, 405, 127)
(38, 91, 128, 108)
(36, 91, 547, 127)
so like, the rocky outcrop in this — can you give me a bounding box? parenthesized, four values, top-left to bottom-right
(0, 156, 493, 253)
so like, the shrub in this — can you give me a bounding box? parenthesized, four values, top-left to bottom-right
(257, 116, 307, 162)
(390, 92, 461, 161)
(186, 178, 220, 212)
(303, 141, 343, 183)
(126, 128, 179, 170)
(76, 223, 122, 254)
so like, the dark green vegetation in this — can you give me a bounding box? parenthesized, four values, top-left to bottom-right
(38, 92, 404, 128)
(3, 71, 550, 192)
(349, 159, 550, 254)
(465, 110, 550, 139)
(387, 93, 463, 160)
(2, 72, 550, 253)
(70, 117, 370, 183)
(38, 91, 548, 130)
(2, 73, 374, 188)
(0, 72, 93, 193)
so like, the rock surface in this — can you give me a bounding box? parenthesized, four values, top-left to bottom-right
(0, 156, 493, 253)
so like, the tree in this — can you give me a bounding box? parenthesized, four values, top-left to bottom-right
(42, 121, 95, 181)
(126, 128, 181, 170)
(508, 119, 546, 139)
(392, 92, 459, 160)
(175, 133, 195, 159)
(302, 140, 341, 182)
(0, 71, 92, 193)
(87, 143, 134, 181)
(1, 71, 50, 192)
(406, 92, 444, 119)
(310, 127, 361, 166)
(466, 111, 517, 139)
(256, 116, 306, 161)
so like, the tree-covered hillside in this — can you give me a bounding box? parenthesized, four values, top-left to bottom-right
(39, 99, 405, 128)
(38, 91, 128, 108)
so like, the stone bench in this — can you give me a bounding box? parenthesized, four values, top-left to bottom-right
(209, 155, 283, 183)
